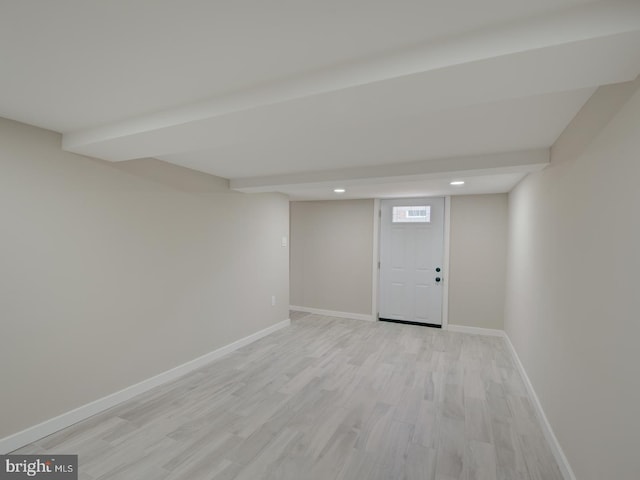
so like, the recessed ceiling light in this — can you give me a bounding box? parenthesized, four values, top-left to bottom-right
(450, 180, 465, 186)
(333, 188, 346, 193)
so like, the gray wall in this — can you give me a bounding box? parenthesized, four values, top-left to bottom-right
(290, 200, 374, 315)
(505, 78, 640, 480)
(448, 194, 508, 330)
(0, 117, 290, 440)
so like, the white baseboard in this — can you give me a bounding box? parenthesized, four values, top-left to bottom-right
(0, 319, 291, 454)
(503, 335, 576, 480)
(446, 324, 506, 337)
(290, 305, 375, 322)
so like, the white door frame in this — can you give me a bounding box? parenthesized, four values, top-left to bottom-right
(371, 198, 381, 321)
(442, 196, 451, 329)
(371, 196, 450, 328)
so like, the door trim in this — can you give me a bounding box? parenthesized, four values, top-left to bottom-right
(371, 196, 450, 326)
(371, 198, 380, 320)
(442, 196, 451, 329)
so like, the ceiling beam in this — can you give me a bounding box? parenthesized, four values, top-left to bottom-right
(61, 1, 640, 164)
(230, 149, 549, 193)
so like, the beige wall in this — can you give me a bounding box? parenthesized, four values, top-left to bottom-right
(448, 194, 508, 330)
(290, 200, 374, 315)
(291, 195, 507, 328)
(0, 118, 289, 440)
(505, 78, 640, 480)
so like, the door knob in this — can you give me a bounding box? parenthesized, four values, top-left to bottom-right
(435, 267, 441, 272)
(435, 277, 441, 283)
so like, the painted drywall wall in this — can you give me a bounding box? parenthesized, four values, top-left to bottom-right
(448, 194, 507, 330)
(505, 78, 640, 480)
(290, 200, 374, 315)
(0, 117, 289, 440)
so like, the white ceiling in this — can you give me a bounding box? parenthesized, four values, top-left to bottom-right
(1, 0, 640, 200)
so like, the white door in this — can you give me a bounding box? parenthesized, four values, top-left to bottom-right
(378, 197, 445, 326)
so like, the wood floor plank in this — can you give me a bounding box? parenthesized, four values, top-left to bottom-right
(464, 440, 498, 480)
(465, 398, 493, 444)
(13, 313, 565, 480)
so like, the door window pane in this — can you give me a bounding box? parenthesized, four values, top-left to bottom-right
(392, 205, 431, 223)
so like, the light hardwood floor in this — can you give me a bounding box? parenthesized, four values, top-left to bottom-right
(14, 313, 563, 480)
